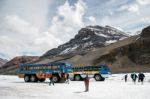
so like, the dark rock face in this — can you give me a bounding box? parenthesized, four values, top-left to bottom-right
(42, 25, 128, 58)
(141, 26, 150, 38)
(93, 26, 150, 72)
(0, 56, 39, 75)
(128, 26, 150, 65)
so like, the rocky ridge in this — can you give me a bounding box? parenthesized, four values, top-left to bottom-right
(42, 25, 128, 58)
(0, 56, 39, 75)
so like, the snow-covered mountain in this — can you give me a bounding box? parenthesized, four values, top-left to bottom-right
(42, 25, 129, 58)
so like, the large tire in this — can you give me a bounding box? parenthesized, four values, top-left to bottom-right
(74, 75, 81, 81)
(24, 75, 30, 82)
(94, 74, 105, 81)
(52, 75, 60, 83)
(38, 78, 46, 82)
(30, 75, 38, 82)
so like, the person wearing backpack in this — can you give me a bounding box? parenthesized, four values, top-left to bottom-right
(131, 72, 137, 84)
(138, 72, 145, 84)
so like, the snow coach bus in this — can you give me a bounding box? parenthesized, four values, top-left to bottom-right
(69, 65, 111, 81)
(17, 62, 72, 83)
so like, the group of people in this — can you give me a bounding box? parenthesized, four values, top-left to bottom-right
(49, 72, 145, 93)
(124, 72, 145, 84)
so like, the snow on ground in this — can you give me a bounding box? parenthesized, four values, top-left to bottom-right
(0, 73, 150, 99)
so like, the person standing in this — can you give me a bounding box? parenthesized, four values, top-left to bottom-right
(49, 75, 54, 86)
(124, 74, 128, 82)
(131, 73, 137, 84)
(138, 72, 145, 84)
(65, 73, 69, 84)
(84, 74, 90, 92)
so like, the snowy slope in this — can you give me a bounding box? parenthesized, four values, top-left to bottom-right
(0, 73, 150, 99)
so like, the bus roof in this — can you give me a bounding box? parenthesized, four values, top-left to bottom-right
(19, 62, 69, 67)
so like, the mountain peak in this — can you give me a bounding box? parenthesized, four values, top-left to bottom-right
(42, 25, 129, 58)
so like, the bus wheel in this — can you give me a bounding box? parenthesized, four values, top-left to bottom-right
(94, 74, 104, 81)
(74, 75, 81, 81)
(30, 75, 38, 82)
(24, 75, 30, 82)
(69, 77, 74, 81)
(38, 78, 45, 82)
(52, 75, 60, 83)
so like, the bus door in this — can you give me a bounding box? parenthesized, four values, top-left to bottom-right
(99, 65, 110, 78)
(65, 63, 72, 73)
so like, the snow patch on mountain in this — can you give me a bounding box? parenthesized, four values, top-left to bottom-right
(95, 32, 109, 38)
(60, 45, 78, 55)
(105, 40, 117, 45)
(83, 41, 93, 48)
(82, 36, 90, 40)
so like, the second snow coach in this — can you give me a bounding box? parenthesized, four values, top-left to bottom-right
(69, 65, 111, 81)
(17, 62, 72, 83)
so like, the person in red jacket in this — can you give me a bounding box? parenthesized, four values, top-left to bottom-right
(84, 74, 90, 92)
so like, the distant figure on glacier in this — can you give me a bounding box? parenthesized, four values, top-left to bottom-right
(49, 75, 55, 86)
(65, 73, 69, 84)
(138, 72, 145, 84)
(131, 73, 137, 84)
(124, 74, 128, 82)
(84, 74, 90, 92)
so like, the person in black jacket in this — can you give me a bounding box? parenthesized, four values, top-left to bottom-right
(49, 75, 54, 86)
(131, 73, 137, 84)
(138, 72, 145, 84)
(124, 74, 128, 82)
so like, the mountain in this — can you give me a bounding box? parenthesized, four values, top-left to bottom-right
(0, 58, 8, 67)
(39, 25, 150, 73)
(42, 25, 128, 58)
(63, 25, 150, 73)
(0, 56, 39, 75)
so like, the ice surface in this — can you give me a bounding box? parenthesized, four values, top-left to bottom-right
(0, 73, 150, 99)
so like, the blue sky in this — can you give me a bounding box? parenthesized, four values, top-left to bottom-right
(0, 0, 150, 59)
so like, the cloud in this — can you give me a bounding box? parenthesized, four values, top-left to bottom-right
(48, 0, 87, 42)
(0, 0, 87, 59)
(5, 15, 39, 35)
(118, 4, 140, 13)
(128, 4, 139, 13)
(1, 14, 62, 59)
(137, 0, 150, 5)
(88, 16, 96, 22)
